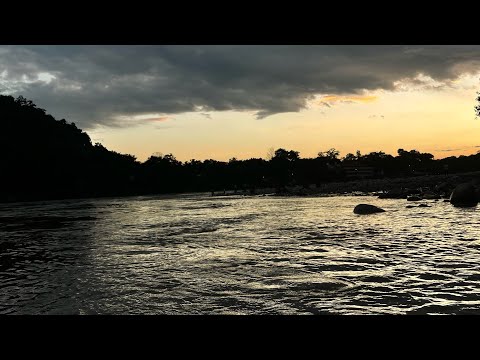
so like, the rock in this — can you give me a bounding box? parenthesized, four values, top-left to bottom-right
(378, 189, 404, 199)
(423, 193, 441, 200)
(436, 181, 452, 192)
(354, 204, 386, 215)
(443, 199, 450, 203)
(407, 204, 430, 208)
(450, 183, 478, 207)
(407, 196, 422, 201)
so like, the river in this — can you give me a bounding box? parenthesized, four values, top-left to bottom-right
(1, 193, 479, 314)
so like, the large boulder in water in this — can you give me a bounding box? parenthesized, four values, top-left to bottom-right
(450, 183, 478, 207)
(354, 204, 386, 215)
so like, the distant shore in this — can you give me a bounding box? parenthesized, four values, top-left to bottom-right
(271, 171, 480, 198)
(2, 171, 480, 205)
(209, 171, 480, 199)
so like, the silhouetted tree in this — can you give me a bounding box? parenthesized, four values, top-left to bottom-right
(475, 91, 480, 117)
(343, 153, 357, 162)
(269, 148, 300, 189)
(318, 148, 340, 161)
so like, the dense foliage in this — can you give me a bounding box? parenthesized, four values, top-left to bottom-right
(2, 95, 480, 202)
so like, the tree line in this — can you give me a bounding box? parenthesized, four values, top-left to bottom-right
(2, 94, 480, 202)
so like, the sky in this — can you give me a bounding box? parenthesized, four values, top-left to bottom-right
(1, 45, 480, 162)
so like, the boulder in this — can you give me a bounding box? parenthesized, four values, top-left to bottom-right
(450, 183, 478, 207)
(378, 189, 404, 199)
(436, 181, 452, 192)
(354, 204, 386, 215)
(407, 196, 422, 201)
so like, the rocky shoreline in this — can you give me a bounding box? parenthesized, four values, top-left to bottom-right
(275, 171, 480, 201)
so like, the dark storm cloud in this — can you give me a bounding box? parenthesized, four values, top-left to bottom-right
(0, 45, 479, 129)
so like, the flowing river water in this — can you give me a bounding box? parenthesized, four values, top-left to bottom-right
(1, 194, 480, 314)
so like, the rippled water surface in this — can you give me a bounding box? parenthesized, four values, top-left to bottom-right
(1, 193, 480, 314)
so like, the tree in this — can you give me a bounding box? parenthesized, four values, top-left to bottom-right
(363, 151, 389, 161)
(273, 148, 299, 162)
(397, 149, 433, 162)
(318, 148, 340, 160)
(475, 91, 480, 117)
(269, 148, 299, 188)
(343, 153, 357, 162)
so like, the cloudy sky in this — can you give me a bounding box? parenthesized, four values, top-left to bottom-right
(1, 45, 480, 161)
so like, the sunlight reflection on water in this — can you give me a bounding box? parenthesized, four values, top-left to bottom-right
(1, 194, 480, 314)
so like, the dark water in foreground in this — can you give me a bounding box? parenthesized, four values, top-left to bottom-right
(1, 194, 480, 315)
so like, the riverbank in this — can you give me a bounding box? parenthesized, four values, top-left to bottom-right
(3, 171, 480, 205)
(274, 171, 480, 198)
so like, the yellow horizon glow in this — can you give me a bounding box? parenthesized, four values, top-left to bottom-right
(86, 72, 480, 163)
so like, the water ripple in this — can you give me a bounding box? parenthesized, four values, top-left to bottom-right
(1, 195, 480, 314)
